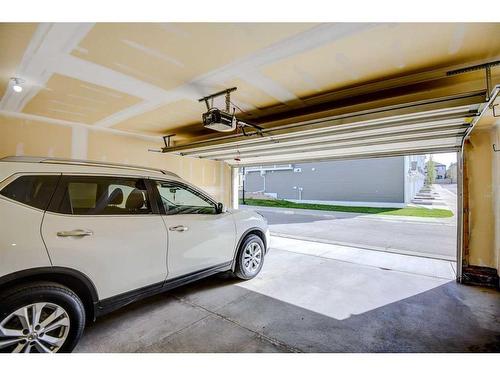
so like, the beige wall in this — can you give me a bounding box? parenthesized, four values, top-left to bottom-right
(492, 124, 500, 273)
(465, 100, 500, 274)
(465, 129, 494, 267)
(0, 115, 232, 206)
(0, 115, 72, 158)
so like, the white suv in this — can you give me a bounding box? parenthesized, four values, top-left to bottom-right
(0, 156, 269, 353)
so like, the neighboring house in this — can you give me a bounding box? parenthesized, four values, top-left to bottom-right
(240, 155, 426, 208)
(447, 162, 458, 183)
(424, 162, 449, 183)
(435, 163, 447, 180)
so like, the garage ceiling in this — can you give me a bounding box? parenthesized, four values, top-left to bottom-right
(1, 22, 499, 160)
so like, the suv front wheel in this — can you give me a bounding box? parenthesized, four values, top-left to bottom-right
(232, 234, 265, 280)
(0, 282, 85, 353)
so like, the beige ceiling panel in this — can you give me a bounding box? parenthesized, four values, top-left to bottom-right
(113, 79, 279, 136)
(114, 99, 204, 134)
(0, 23, 38, 98)
(262, 23, 500, 99)
(71, 23, 317, 91)
(23, 73, 141, 124)
(212, 79, 279, 110)
(114, 80, 282, 139)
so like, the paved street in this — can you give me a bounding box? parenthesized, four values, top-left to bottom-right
(242, 184, 458, 260)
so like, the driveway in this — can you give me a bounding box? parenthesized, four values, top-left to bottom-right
(241, 184, 458, 260)
(245, 206, 457, 260)
(441, 184, 457, 195)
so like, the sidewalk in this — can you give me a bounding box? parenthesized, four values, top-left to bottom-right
(410, 184, 457, 214)
(241, 204, 456, 225)
(434, 184, 458, 216)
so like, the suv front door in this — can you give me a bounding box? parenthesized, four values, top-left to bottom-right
(41, 175, 168, 299)
(153, 180, 236, 279)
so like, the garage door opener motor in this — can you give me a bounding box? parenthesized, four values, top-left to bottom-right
(198, 87, 263, 134)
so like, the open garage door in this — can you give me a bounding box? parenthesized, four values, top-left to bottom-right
(162, 87, 499, 285)
(162, 91, 487, 166)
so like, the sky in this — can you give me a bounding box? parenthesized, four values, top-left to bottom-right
(425, 152, 457, 167)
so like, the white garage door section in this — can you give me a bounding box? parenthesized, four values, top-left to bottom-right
(163, 92, 489, 166)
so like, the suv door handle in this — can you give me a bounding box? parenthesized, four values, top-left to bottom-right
(57, 229, 93, 237)
(169, 225, 188, 232)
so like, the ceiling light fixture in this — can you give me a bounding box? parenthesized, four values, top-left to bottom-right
(10, 77, 25, 93)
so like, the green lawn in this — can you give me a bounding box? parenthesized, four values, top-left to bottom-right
(240, 198, 453, 218)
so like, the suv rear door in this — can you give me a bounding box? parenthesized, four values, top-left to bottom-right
(41, 175, 168, 300)
(0, 174, 60, 276)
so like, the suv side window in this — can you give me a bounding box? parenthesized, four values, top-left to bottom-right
(0, 175, 60, 210)
(52, 176, 152, 215)
(155, 180, 217, 215)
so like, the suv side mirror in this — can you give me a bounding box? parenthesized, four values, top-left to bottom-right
(216, 202, 226, 214)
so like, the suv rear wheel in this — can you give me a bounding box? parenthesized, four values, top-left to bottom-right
(0, 282, 85, 353)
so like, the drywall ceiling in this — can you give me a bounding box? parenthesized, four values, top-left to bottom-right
(1, 22, 500, 144)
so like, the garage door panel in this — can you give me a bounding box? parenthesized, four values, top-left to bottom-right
(167, 95, 481, 154)
(232, 136, 462, 164)
(216, 132, 466, 161)
(234, 139, 461, 166)
(189, 117, 468, 156)
(197, 123, 469, 160)
(163, 93, 484, 167)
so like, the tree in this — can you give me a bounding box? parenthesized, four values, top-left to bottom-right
(426, 155, 436, 185)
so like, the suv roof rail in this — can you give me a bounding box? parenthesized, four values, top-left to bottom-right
(0, 156, 180, 178)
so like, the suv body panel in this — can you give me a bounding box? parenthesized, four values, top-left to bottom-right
(0, 198, 52, 277)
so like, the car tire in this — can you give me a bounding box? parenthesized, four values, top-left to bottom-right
(0, 282, 86, 353)
(232, 234, 265, 280)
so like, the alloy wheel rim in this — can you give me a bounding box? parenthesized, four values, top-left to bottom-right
(243, 242, 262, 274)
(0, 302, 70, 353)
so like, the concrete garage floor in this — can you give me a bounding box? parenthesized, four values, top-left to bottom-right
(75, 239, 500, 353)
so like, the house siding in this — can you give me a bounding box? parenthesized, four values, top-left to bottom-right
(243, 156, 406, 204)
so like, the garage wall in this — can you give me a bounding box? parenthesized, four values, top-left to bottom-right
(0, 115, 72, 157)
(465, 110, 500, 277)
(0, 115, 232, 206)
(493, 124, 500, 273)
(465, 129, 494, 267)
